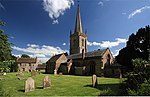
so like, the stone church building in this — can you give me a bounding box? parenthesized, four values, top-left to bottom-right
(46, 3, 119, 77)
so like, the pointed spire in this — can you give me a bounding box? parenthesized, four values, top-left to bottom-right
(74, 1, 83, 34)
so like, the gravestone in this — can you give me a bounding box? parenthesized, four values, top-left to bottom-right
(92, 74, 98, 87)
(25, 77, 35, 92)
(31, 70, 36, 76)
(3, 72, 6, 75)
(54, 70, 57, 75)
(43, 76, 51, 89)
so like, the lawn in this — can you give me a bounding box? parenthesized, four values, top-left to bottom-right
(0, 72, 122, 96)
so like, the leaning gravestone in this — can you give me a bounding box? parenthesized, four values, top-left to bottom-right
(25, 77, 35, 92)
(92, 74, 98, 87)
(31, 70, 36, 76)
(43, 76, 51, 89)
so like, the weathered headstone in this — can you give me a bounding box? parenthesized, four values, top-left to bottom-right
(119, 71, 122, 79)
(25, 77, 35, 92)
(92, 74, 98, 87)
(59, 72, 63, 75)
(3, 72, 6, 75)
(54, 70, 57, 75)
(31, 70, 36, 76)
(43, 76, 51, 89)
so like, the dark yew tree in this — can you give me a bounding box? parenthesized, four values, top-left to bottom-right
(116, 25, 150, 71)
(21, 54, 30, 58)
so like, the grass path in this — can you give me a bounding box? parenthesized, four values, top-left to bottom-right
(0, 72, 122, 96)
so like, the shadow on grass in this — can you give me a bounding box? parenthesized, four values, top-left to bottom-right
(37, 86, 43, 89)
(84, 83, 121, 96)
(18, 89, 25, 92)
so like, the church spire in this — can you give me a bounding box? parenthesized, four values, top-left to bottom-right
(74, 1, 83, 34)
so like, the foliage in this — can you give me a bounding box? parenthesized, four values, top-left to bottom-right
(0, 21, 18, 72)
(0, 72, 122, 96)
(0, 60, 16, 72)
(122, 58, 150, 95)
(128, 79, 150, 96)
(21, 54, 30, 58)
(116, 25, 150, 71)
(0, 21, 12, 61)
(132, 58, 148, 73)
(10, 55, 18, 72)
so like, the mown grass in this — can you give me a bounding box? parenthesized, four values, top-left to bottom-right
(0, 72, 122, 96)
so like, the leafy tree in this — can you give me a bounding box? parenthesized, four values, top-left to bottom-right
(116, 25, 150, 71)
(132, 58, 148, 74)
(0, 21, 18, 72)
(0, 21, 11, 61)
(21, 54, 30, 58)
(122, 58, 150, 95)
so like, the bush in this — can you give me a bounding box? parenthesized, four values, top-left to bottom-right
(0, 60, 17, 72)
(123, 58, 150, 95)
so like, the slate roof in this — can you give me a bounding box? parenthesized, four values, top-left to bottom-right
(67, 49, 106, 59)
(17, 58, 37, 63)
(47, 53, 68, 63)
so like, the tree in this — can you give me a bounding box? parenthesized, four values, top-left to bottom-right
(116, 25, 150, 71)
(0, 21, 12, 61)
(21, 54, 30, 58)
(123, 58, 150, 95)
(0, 21, 17, 72)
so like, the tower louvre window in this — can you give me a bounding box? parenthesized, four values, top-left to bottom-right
(82, 39, 84, 46)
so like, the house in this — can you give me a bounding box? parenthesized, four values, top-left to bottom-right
(17, 57, 38, 72)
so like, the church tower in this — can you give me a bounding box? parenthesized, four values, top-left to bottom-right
(70, 2, 88, 55)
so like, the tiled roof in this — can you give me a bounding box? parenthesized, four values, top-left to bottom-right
(67, 49, 106, 59)
(17, 58, 37, 63)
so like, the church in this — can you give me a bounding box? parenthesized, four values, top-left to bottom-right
(46, 3, 119, 77)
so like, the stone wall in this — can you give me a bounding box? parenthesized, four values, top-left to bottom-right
(18, 63, 38, 72)
(74, 66, 84, 75)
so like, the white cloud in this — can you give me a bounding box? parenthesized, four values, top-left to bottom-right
(52, 19, 59, 24)
(128, 6, 150, 19)
(38, 58, 50, 63)
(12, 44, 69, 63)
(112, 49, 120, 57)
(98, 0, 110, 6)
(88, 38, 127, 48)
(62, 43, 66, 46)
(10, 36, 14, 39)
(0, 2, 5, 10)
(98, 1, 104, 6)
(27, 44, 39, 48)
(43, 0, 74, 24)
(12, 54, 21, 57)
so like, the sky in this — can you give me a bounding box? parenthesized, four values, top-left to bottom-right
(0, 0, 150, 63)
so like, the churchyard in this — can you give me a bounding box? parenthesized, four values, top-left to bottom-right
(0, 71, 122, 96)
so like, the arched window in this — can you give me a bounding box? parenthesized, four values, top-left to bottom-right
(107, 54, 111, 65)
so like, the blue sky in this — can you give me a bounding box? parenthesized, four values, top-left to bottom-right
(0, 0, 150, 62)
